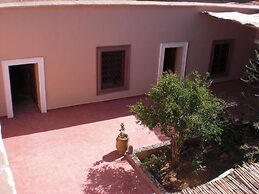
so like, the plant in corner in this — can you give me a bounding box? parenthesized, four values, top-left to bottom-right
(116, 123, 129, 155)
(130, 71, 228, 170)
(241, 42, 259, 124)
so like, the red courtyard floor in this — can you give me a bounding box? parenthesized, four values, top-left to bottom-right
(1, 80, 246, 194)
(2, 96, 164, 194)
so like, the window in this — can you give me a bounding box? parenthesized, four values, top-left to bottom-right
(97, 45, 130, 94)
(209, 40, 233, 77)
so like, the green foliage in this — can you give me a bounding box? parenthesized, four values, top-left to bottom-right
(192, 150, 206, 175)
(143, 150, 167, 181)
(241, 43, 259, 87)
(131, 71, 227, 165)
(240, 144, 259, 164)
(220, 119, 248, 149)
(118, 123, 128, 138)
(220, 118, 258, 148)
(241, 43, 259, 122)
(213, 119, 259, 170)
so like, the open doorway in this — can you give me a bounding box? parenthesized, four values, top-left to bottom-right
(2, 57, 47, 118)
(158, 42, 188, 80)
(9, 64, 38, 113)
(163, 48, 177, 73)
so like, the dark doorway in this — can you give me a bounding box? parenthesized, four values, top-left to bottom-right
(163, 48, 177, 73)
(9, 64, 38, 113)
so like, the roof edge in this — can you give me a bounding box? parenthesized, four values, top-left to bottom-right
(203, 11, 259, 29)
(0, 0, 259, 10)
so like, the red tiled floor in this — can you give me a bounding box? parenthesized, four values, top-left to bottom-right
(1, 79, 247, 194)
(2, 96, 163, 194)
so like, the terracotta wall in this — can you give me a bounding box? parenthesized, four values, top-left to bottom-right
(0, 5, 256, 116)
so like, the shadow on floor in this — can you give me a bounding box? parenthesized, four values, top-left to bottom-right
(103, 150, 123, 162)
(93, 150, 125, 167)
(1, 80, 247, 139)
(1, 96, 144, 138)
(82, 164, 151, 194)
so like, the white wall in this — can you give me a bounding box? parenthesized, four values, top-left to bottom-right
(0, 123, 16, 194)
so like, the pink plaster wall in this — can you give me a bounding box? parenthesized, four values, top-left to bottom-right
(0, 5, 256, 117)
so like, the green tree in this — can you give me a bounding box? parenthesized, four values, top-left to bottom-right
(241, 43, 259, 123)
(130, 72, 226, 164)
(242, 43, 259, 88)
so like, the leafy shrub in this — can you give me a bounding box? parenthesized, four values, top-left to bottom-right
(241, 43, 259, 123)
(220, 119, 248, 149)
(216, 119, 259, 168)
(241, 43, 259, 88)
(143, 150, 167, 181)
(240, 144, 259, 163)
(131, 71, 227, 167)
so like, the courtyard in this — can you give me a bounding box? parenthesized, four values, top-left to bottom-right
(1, 80, 248, 194)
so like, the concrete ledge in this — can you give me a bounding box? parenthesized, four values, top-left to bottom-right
(126, 140, 171, 194)
(126, 140, 248, 194)
(0, 122, 17, 194)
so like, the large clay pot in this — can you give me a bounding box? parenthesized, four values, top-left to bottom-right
(116, 136, 129, 155)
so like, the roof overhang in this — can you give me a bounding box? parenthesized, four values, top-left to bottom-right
(203, 11, 259, 29)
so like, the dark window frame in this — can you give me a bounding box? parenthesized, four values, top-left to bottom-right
(209, 39, 234, 78)
(97, 45, 130, 95)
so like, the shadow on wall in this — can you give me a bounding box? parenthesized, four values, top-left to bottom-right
(82, 164, 151, 194)
(1, 96, 144, 138)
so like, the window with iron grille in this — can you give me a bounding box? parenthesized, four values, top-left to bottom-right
(209, 40, 233, 77)
(97, 45, 130, 94)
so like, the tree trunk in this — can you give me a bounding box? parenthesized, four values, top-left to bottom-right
(171, 133, 180, 164)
